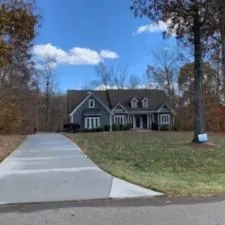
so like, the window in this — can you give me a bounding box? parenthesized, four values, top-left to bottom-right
(131, 98, 138, 108)
(85, 117, 100, 129)
(160, 114, 170, 124)
(142, 98, 149, 108)
(114, 115, 124, 125)
(88, 99, 95, 108)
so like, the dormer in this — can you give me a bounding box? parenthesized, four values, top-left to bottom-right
(141, 97, 149, 108)
(130, 97, 138, 108)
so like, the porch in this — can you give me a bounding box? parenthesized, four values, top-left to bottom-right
(113, 113, 173, 130)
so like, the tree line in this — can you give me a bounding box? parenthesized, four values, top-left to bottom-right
(0, 0, 66, 134)
(1, 0, 225, 143)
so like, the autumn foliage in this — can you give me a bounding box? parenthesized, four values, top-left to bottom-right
(0, 0, 39, 134)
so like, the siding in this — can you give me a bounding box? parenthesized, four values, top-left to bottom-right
(72, 95, 111, 129)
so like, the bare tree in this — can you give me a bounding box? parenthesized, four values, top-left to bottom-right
(37, 58, 57, 131)
(128, 74, 141, 89)
(93, 63, 112, 90)
(146, 47, 179, 105)
(111, 65, 129, 89)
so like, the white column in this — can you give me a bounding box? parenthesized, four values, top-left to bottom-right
(147, 114, 150, 129)
(157, 113, 160, 130)
(133, 114, 136, 129)
(110, 114, 112, 131)
(149, 113, 152, 129)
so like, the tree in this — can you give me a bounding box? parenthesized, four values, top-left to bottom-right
(128, 74, 141, 89)
(178, 62, 222, 131)
(92, 63, 112, 90)
(208, 1, 225, 100)
(36, 58, 58, 131)
(131, 0, 217, 143)
(0, 0, 39, 134)
(111, 65, 128, 89)
(146, 47, 178, 107)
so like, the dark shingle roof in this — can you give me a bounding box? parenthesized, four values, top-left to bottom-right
(67, 89, 170, 114)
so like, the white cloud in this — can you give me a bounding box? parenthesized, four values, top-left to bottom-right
(137, 20, 168, 34)
(94, 85, 118, 90)
(100, 50, 119, 59)
(32, 43, 119, 68)
(136, 19, 176, 36)
(33, 43, 67, 59)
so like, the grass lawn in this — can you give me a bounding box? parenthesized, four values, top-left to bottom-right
(0, 135, 25, 162)
(67, 131, 225, 197)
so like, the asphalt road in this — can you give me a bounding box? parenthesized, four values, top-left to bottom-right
(0, 197, 225, 225)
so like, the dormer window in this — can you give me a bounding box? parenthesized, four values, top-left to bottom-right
(88, 99, 95, 108)
(142, 97, 149, 108)
(131, 98, 138, 108)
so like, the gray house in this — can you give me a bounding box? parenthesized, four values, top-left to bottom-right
(67, 89, 175, 130)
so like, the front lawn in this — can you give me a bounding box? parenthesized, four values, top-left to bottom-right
(0, 135, 25, 162)
(67, 131, 225, 197)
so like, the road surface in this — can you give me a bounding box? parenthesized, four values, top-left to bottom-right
(0, 197, 224, 225)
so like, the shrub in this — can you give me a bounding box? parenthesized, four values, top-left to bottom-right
(160, 124, 170, 131)
(82, 127, 104, 133)
(63, 123, 80, 132)
(112, 124, 120, 131)
(152, 123, 158, 131)
(103, 125, 110, 131)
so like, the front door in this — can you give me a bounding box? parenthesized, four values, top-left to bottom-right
(135, 116, 143, 129)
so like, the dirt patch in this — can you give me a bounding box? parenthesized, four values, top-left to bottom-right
(184, 142, 219, 149)
(0, 135, 26, 161)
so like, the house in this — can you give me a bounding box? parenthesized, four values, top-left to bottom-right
(67, 89, 175, 130)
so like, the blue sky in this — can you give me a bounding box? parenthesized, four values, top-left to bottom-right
(34, 0, 175, 91)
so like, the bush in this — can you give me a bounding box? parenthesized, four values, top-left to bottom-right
(112, 124, 120, 131)
(160, 124, 170, 131)
(152, 123, 158, 131)
(103, 125, 110, 131)
(82, 127, 104, 133)
(112, 124, 132, 131)
(63, 123, 80, 132)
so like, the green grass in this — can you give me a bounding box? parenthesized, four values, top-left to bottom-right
(67, 131, 225, 197)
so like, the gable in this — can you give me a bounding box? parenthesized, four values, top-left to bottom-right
(69, 93, 111, 116)
(157, 103, 172, 112)
(112, 103, 127, 113)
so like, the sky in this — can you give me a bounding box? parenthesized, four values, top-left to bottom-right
(33, 0, 176, 91)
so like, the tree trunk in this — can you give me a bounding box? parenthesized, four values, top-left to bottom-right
(193, 11, 205, 143)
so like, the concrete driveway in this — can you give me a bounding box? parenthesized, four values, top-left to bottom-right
(0, 133, 161, 204)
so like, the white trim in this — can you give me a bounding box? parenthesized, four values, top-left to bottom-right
(114, 115, 125, 125)
(69, 94, 91, 116)
(147, 114, 150, 129)
(91, 92, 112, 114)
(84, 117, 100, 129)
(112, 103, 128, 112)
(160, 114, 171, 125)
(70, 115, 74, 123)
(69, 92, 112, 117)
(157, 103, 172, 112)
(131, 97, 138, 108)
(141, 97, 149, 108)
(88, 99, 95, 108)
(133, 114, 135, 129)
(110, 114, 112, 131)
(149, 113, 152, 129)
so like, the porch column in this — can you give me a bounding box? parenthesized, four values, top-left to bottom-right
(133, 114, 136, 129)
(149, 113, 152, 129)
(147, 114, 150, 129)
(157, 113, 160, 130)
(110, 114, 113, 131)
